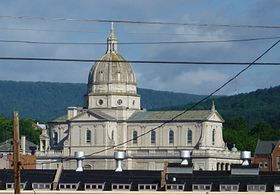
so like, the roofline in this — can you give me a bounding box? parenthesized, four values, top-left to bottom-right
(127, 119, 223, 123)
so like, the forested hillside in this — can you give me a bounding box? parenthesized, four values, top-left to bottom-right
(0, 80, 205, 121)
(165, 86, 280, 128)
(160, 86, 280, 151)
(1, 80, 280, 152)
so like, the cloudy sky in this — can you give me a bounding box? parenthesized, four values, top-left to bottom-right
(0, 0, 279, 95)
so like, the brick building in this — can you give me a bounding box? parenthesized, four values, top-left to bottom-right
(253, 140, 280, 171)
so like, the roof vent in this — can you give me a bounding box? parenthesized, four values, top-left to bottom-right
(241, 151, 251, 166)
(114, 151, 126, 172)
(231, 151, 259, 175)
(74, 151, 85, 172)
(180, 150, 191, 165)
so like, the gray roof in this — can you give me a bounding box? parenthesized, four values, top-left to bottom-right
(0, 138, 37, 153)
(87, 109, 116, 120)
(51, 109, 220, 123)
(50, 114, 67, 123)
(50, 109, 116, 123)
(128, 110, 213, 122)
(254, 140, 278, 155)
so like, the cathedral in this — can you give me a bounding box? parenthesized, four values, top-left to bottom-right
(38, 25, 241, 171)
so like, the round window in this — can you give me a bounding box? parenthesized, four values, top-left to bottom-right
(98, 99, 103, 105)
(117, 99, 123, 105)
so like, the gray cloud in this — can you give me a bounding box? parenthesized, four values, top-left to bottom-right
(0, 0, 279, 95)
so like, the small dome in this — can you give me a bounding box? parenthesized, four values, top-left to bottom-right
(231, 144, 238, 152)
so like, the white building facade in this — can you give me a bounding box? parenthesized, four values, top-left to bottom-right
(38, 26, 241, 171)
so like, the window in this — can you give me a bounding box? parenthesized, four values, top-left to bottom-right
(259, 162, 263, 168)
(192, 184, 212, 191)
(151, 130, 156, 144)
(187, 130, 192, 144)
(111, 130, 114, 141)
(166, 184, 184, 191)
(212, 129, 215, 145)
(277, 157, 280, 169)
(111, 184, 131, 191)
(53, 132, 58, 145)
(169, 130, 174, 144)
(220, 184, 239, 192)
(86, 129, 91, 143)
(84, 183, 105, 190)
(274, 185, 280, 192)
(99, 71, 104, 81)
(138, 184, 158, 191)
(247, 184, 266, 192)
(117, 99, 123, 105)
(264, 162, 268, 168)
(132, 130, 138, 144)
(98, 99, 103, 105)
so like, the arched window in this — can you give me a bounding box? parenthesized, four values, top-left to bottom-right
(187, 130, 192, 144)
(212, 129, 215, 145)
(169, 130, 174, 144)
(53, 132, 58, 145)
(151, 130, 156, 144)
(132, 130, 138, 144)
(86, 129, 91, 143)
(111, 130, 114, 141)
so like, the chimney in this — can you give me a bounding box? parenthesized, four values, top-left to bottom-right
(75, 151, 85, 172)
(180, 150, 191, 165)
(241, 151, 251, 166)
(114, 151, 126, 172)
(21, 136, 26, 155)
(67, 107, 78, 120)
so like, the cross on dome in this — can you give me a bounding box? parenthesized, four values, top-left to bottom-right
(107, 22, 118, 53)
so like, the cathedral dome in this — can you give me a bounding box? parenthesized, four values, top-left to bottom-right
(88, 52, 136, 87)
(87, 24, 137, 94)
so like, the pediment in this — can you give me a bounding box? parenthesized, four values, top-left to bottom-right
(69, 110, 114, 121)
(207, 111, 224, 122)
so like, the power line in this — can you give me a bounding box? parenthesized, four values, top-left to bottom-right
(2, 26, 277, 38)
(0, 27, 99, 34)
(1, 36, 280, 46)
(1, 15, 280, 29)
(28, 38, 280, 166)
(0, 57, 279, 66)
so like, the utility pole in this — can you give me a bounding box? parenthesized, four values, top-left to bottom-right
(13, 111, 21, 194)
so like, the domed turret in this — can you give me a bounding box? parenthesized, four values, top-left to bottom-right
(85, 24, 140, 110)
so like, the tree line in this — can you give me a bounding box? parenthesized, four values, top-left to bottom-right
(0, 117, 41, 145)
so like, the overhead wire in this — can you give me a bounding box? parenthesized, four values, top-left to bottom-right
(1, 15, 280, 29)
(1, 36, 280, 45)
(28, 38, 280, 166)
(2, 26, 279, 38)
(0, 57, 279, 66)
(0, 27, 99, 34)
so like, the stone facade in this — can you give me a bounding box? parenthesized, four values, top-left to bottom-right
(37, 25, 241, 171)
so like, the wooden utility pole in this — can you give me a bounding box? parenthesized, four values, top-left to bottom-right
(13, 111, 21, 194)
